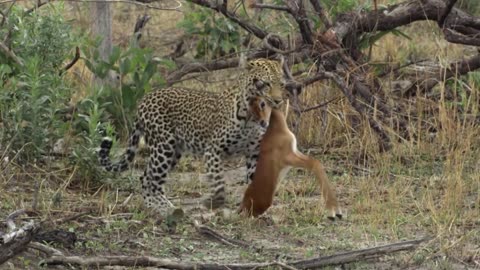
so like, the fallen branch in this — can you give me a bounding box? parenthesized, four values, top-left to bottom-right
(0, 221, 39, 264)
(28, 242, 64, 256)
(42, 256, 295, 269)
(46, 211, 90, 226)
(291, 237, 431, 268)
(5, 209, 26, 231)
(193, 220, 250, 248)
(42, 238, 430, 269)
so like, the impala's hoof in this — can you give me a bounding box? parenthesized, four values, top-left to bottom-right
(327, 208, 343, 221)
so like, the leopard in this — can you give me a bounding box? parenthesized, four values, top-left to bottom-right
(98, 58, 288, 213)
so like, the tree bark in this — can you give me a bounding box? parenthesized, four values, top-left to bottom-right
(90, 0, 115, 84)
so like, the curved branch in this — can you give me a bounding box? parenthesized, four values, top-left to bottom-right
(405, 53, 480, 96)
(166, 50, 272, 85)
(59, 47, 80, 75)
(443, 28, 480, 46)
(285, 0, 314, 44)
(438, 0, 457, 28)
(333, 0, 480, 46)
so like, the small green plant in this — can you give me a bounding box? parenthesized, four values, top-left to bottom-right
(70, 86, 117, 186)
(82, 45, 175, 135)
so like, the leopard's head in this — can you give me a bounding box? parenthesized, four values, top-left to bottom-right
(244, 58, 288, 109)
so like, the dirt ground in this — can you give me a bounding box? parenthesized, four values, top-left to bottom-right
(1, 152, 479, 269)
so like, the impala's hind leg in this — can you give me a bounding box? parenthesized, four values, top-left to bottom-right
(285, 152, 342, 220)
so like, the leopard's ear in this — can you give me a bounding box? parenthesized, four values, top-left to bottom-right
(246, 59, 256, 70)
(239, 52, 248, 69)
(276, 54, 285, 68)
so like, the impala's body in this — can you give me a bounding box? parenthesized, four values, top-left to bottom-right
(239, 97, 342, 219)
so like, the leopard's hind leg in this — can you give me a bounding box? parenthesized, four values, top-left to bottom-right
(142, 134, 180, 213)
(203, 146, 226, 209)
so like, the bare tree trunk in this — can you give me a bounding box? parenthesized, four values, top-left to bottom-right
(90, 0, 116, 85)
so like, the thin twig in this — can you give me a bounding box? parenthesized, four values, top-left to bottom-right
(59, 46, 80, 76)
(25, 0, 49, 15)
(301, 97, 341, 113)
(250, 3, 290, 12)
(193, 220, 251, 248)
(48, 211, 90, 226)
(0, 0, 183, 11)
(28, 242, 64, 256)
(5, 209, 26, 231)
(0, 41, 24, 67)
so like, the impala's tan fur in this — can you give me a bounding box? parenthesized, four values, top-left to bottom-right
(239, 97, 342, 219)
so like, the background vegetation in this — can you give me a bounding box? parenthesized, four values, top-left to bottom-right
(0, 0, 479, 269)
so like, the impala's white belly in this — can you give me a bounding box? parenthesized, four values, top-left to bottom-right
(287, 129, 300, 154)
(277, 166, 291, 192)
(275, 129, 298, 191)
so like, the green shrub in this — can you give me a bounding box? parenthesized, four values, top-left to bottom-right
(0, 5, 75, 162)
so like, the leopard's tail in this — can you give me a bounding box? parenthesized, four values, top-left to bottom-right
(98, 120, 143, 172)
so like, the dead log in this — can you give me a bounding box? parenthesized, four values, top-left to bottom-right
(0, 221, 39, 265)
(41, 238, 429, 269)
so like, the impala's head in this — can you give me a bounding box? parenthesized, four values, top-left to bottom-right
(248, 96, 272, 129)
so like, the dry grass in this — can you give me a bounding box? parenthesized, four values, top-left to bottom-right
(1, 1, 480, 269)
